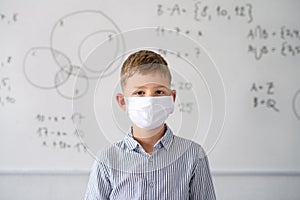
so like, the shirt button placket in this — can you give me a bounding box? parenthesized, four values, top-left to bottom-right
(147, 156, 156, 199)
(149, 157, 153, 164)
(149, 182, 154, 188)
(148, 156, 154, 170)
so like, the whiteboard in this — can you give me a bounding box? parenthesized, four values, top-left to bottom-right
(0, 0, 300, 172)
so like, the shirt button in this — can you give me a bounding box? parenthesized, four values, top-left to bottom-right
(149, 182, 154, 188)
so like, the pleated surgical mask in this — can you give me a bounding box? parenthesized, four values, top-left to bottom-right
(124, 96, 174, 130)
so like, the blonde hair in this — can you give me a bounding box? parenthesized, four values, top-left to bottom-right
(120, 50, 172, 89)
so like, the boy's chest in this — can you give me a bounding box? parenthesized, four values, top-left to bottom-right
(108, 160, 193, 200)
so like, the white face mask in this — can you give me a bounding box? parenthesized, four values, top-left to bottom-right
(124, 96, 174, 130)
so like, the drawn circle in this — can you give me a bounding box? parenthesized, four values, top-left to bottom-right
(78, 29, 121, 76)
(23, 47, 72, 89)
(55, 65, 89, 100)
(292, 88, 300, 120)
(72, 28, 226, 171)
(50, 10, 125, 79)
(72, 27, 225, 159)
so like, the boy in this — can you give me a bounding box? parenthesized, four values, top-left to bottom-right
(85, 50, 216, 199)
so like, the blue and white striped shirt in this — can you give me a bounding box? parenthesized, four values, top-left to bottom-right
(85, 125, 216, 200)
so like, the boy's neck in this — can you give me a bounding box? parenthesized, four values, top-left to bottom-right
(131, 124, 166, 154)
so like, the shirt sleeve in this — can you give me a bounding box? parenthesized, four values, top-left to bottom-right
(189, 155, 216, 200)
(84, 159, 112, 200)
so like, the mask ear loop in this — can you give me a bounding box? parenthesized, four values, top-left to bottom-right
(124, 96, 130, 115)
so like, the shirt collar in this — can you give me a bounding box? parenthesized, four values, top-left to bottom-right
(123, 130, 139, 151)
(123, 124, 174, 152)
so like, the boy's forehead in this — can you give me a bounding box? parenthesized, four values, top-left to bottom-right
(125, 72, 170, 89)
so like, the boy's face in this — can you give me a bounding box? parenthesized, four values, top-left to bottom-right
(116, 71, 176, 111)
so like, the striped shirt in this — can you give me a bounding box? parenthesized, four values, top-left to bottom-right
(85, 124, 216, 200)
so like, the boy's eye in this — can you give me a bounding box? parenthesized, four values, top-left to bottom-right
(155, 90, 165, 95)
(132, 89, 168, 96)
(133, 91, 145, 96)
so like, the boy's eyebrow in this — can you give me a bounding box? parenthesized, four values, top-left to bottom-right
(134, 85, 169, 89)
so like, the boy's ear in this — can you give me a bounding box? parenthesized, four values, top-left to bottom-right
(171, 89, 176, 102)
(116, 93, 126, 111)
